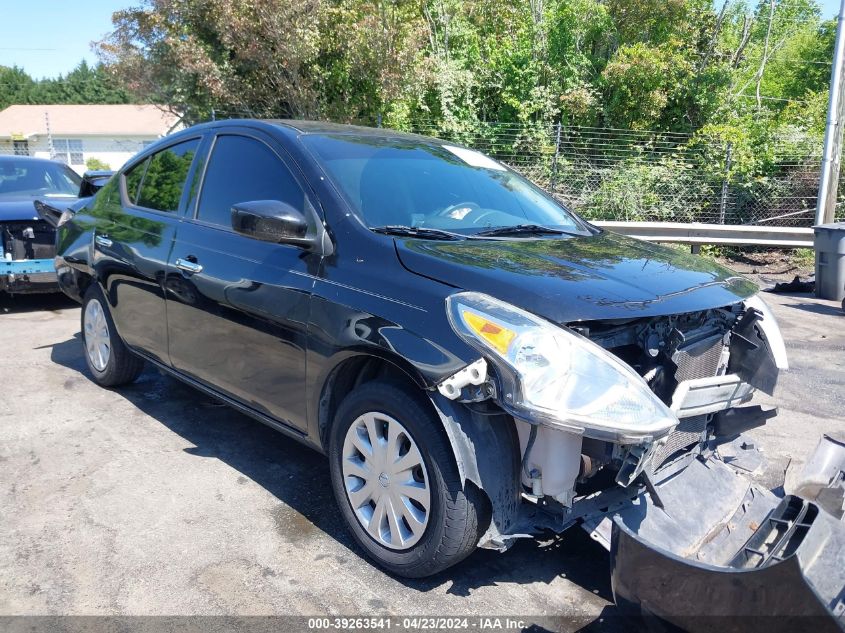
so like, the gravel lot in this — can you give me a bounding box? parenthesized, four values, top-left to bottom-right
(0, 281, 842, 630)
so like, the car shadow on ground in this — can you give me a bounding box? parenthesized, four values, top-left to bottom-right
(0, 292, 77, 314)
(48, 335, 624, 627)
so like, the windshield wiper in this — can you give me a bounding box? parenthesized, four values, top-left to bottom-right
(473, 223, 571, 237)
(371, 225, 465, 240)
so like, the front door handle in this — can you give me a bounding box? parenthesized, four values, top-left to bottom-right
(175, 257, 203, 275)
(94, 235, 112, 248)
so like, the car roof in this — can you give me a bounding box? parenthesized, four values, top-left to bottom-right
(0, 154, 70, 167)
(188, 118, 443, 144)
(272, 120, 444, 144)
(270, 120, 402, 135)
(129, 119, 450, 168)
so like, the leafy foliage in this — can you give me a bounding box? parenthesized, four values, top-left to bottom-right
(0, 60, 130, 110)
(85, 157, 112, 171)
(0, 0, 818, 224)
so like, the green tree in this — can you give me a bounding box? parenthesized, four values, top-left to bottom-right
(0, 65, 36, 109)
(0, 61, 130, 108)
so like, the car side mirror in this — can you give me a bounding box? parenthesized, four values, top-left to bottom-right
(231, 200, 314, 247)
(78, 170, 114, 198)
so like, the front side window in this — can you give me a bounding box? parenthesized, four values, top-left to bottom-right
(130, 139, 199, 213)
(301, 134, 587, 235)
(196, 135, 305, 228)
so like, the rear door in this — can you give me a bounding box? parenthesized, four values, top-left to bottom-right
(164, 128, 320, 432)
(91, 137, 203, 363)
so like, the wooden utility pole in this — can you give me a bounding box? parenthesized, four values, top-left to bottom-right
(816, 0, 845, 225)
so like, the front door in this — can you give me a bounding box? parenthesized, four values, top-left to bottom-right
(165, 130, 320, 431)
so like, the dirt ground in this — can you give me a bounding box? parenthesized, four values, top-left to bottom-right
(717, 247, 815, 283)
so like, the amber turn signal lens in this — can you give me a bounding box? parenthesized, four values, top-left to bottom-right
(462, 310, 516, 355)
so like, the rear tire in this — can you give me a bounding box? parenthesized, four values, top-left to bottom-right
(328, 381, 484, 578)
(81, 284, 144, 387)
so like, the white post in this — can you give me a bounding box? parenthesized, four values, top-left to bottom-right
(44, 110, 55, 161)
(815, 0, 845, 226)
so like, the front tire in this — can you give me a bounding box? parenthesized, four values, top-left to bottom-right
(328, 381, 484, 578)
(81, 284, 144, 387)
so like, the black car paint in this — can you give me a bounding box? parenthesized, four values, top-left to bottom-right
(396, 232, 758, 323)
(55, 119, 757, 455)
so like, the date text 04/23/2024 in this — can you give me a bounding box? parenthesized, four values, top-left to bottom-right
(306, 617, 530, 630)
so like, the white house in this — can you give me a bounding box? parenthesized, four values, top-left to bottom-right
(0, 104, 183, 174)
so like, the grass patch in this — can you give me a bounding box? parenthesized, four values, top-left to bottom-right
(792, 248, 815, 268)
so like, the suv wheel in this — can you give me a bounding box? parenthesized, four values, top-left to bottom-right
(328, 381, 484, 578)
(81, 284, 144, 386)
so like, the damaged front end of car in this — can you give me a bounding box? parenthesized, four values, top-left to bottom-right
(437, 290, 845, 630)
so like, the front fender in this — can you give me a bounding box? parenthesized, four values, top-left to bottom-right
(428, 393, 522, 550)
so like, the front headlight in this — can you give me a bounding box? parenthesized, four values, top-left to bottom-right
(446, 292, 677, 443)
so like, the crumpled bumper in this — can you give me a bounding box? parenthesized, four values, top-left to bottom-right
(1, 258, 58, 293)
(588, 449, 845, 632)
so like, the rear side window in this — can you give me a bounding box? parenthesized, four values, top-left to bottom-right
(128, 138, 199, 212)
(123, 157, 149, 203)
(196, 135, 305, 228)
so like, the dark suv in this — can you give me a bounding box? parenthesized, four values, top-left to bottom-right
(55, 120, 803, 586)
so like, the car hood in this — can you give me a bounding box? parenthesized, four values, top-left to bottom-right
(0, 196, 78, 222)
(395, 230, 759, 323)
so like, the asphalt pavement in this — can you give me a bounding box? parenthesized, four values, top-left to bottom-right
(0, 284, 842, 631)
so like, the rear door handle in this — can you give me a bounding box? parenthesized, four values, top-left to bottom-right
(175, 257, 203, 275)
(94, 235, 112, 248)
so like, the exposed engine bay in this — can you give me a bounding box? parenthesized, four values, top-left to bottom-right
(503, 298, 786, 517)
(437, 295, 845, 627)
(0, 219, 58, 293)
(437, 294, 788, 531)
(2, 219, 55, 261)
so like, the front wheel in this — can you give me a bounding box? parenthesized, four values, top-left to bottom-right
(328, 381, 486, 578)
(81, 284, 144, 387)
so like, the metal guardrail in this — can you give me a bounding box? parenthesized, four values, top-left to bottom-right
(593, 221, 815, 248)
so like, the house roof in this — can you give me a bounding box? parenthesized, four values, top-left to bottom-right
(0, 104, 181, 139)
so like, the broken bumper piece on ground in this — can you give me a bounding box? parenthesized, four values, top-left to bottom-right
(586, 437, 845, 632)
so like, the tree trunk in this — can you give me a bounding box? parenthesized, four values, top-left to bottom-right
(755, 0, 776, 111)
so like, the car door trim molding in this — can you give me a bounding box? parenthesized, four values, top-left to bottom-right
(133, 349, 311, 443)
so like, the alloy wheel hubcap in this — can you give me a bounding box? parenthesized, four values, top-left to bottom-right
(84, 299, 110, 372)
(341, 412, 431, 550)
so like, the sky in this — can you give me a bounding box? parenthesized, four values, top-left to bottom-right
(0, 0, 129, 79)
(0, 0, 843, 80)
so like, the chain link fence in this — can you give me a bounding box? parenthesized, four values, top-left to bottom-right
(0, 137, 151, 175)
(409, 122, 841, 227)
(3, 115, 841, 225)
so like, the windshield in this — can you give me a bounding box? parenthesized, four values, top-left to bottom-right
(0, 159, 81, 199)
(301, 134, 587, 236)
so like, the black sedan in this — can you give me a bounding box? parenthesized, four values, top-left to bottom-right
(53, 120, 845, 626)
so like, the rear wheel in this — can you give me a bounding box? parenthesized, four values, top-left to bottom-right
(328, 381, 484, 578)
(81, 284, 144, 386)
